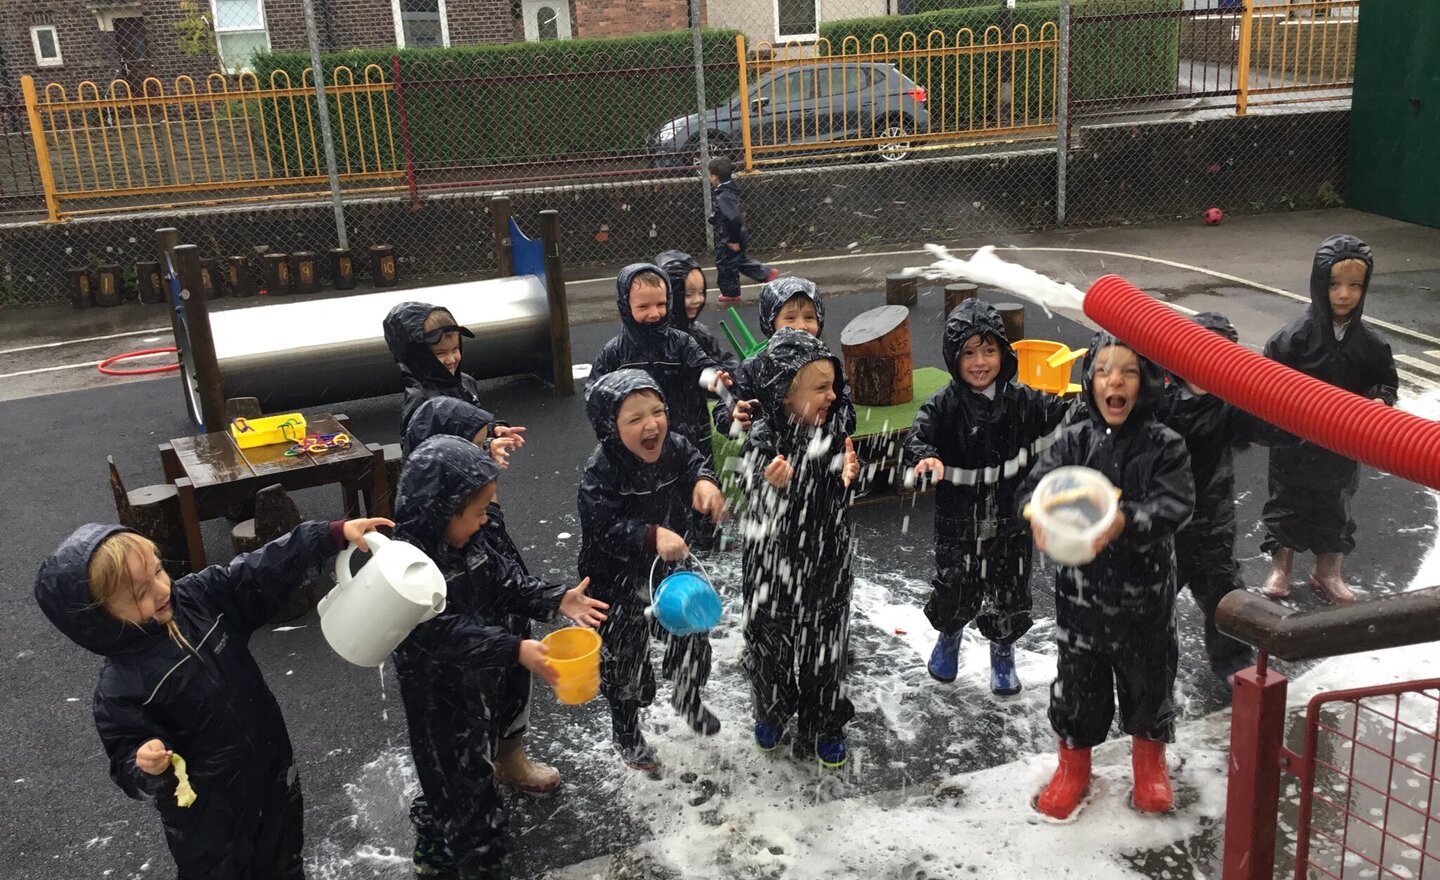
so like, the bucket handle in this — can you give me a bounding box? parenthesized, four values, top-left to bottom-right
(648, 550, 714, 609)
(335, 530, 389, 591)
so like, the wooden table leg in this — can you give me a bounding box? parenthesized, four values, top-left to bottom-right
(159, 443, 181, 483)
(369, 444, 392, 520)
(175, 477, 207, 573)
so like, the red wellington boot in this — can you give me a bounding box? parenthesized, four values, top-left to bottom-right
(1131, 737, 1174, 813)
(1035, 741, 1091, 819)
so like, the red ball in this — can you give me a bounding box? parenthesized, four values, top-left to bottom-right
(1203, 207, 1224, 226)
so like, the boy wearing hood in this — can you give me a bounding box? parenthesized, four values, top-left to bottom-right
(657, 249, 740, 374)
(587, 264, 729, 457)
(392, 436, 606, 879)
(903, 300, 1073, 694)
(1260, 235, 1398, 604)
(578, 369, 729, 770)
(740, 329, 861, 767)
(1017, 334, 1194, 820)
(709, 156, 778, 303)
(35, 515, 391, 880)
(713, 276, 856, 438)
(383, 301, 528, 446)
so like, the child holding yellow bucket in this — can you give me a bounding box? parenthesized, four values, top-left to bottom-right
(578, 369, 729, 772)
(391, 436, 606, 880)
(739, 329, 861, 768)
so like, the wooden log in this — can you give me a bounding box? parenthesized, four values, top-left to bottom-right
(290, 251, 319, 294)
(65, 268, 93, 309)
(95, 264, 123, 307)
(137, 260, 163, 304)
(198, 258, 222, 300)
(369, 244, 398, 287)
(328, 248, 355, 290)
(885, 273, 917, 307)
(231, 484, 315, 622)
(841, 304, 913, 406)
(228, 256, 255, 297)
(540, 210, 575, 396)
(262, 252, 291, 296)
(108, 455, 187, 571)
(996, 302, 1026, 342)
(944, 283, 979, 318)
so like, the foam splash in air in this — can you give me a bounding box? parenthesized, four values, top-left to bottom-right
(912, 244, 1087, 318)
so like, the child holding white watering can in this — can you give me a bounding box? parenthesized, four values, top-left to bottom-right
(403, 397, 557, 795)
(578, 369, 729, 772)
(34, 515, 392, 880)
(739, 329, 861, 768)
(391, 436, 607, 880)
(1017, 332, 1194, 821)
(904, 299, 1074, 695)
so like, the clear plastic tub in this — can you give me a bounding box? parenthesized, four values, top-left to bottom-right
(1031, 466, 1119, 566)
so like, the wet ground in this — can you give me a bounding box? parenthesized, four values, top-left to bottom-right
(3, 207, 1439, 879)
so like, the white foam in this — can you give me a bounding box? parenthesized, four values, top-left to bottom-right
(910, 244, 1088, 318)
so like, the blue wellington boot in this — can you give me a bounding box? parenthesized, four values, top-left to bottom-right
(754, 722, 783, 752)
(816, 738, 848, 769)
(927, 631, 962, 683)
(989, 641, 1022, 696)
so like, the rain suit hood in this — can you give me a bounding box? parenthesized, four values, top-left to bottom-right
(35, 523, 159, 657)
(615, 263, 673, 338)
(656, 250, 705, 332)
(394, 435, 501, 556)
(1079, 331, 1166, 428)
(758, 277, 826, 337)
(585, 368, 665, 444)
(748, 328, 844, 426)
(942, 298, 1018, 389)
(402, 397, 496, 457)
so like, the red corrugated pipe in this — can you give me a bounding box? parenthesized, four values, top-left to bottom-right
(1083, 274, 1440, 492)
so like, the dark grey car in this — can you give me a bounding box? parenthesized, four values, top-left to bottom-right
(648, 62, 930, 166)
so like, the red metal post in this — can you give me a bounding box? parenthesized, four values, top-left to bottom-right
(1222, 652, 1291, 880)
(391, 55, 417, 199)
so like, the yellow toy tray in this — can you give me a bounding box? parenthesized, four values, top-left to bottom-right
(230, 413, 307, 448)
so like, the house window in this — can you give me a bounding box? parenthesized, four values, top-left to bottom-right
(521, 0, 571, 41)
(393, 0, 449, 48)
(31, 25, 63, 67)
(774, 0, 819, 41)
(211, 0, 269, 73)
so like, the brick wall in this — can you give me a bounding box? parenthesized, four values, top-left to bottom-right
(571, 0, 691, 39)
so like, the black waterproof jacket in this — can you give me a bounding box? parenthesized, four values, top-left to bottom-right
(588, 263, 719, 452)
(401, 396, 494, 457)
(578, 369, 720, 609)
(714, 277, 856, 437)
(657, 249, 741, 373)
(740, 329, 855, 611)
(1017, 333, 1195, 652)
(1263, 234, 1399, 493)
(903, 299, 1072, 535)
(383, 301, 500, 431)
(710, 179, 747, 250)
(35, 520, 344, 879)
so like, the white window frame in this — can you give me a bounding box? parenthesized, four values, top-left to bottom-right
(392, 0, 451, 49)
(773, 0, 821, 42)
(210, 0, 271, 74)
(31, 25, 63, 67)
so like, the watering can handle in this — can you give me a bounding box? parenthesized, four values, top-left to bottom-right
(648, 550, 713, 609)
(335, 530, 388, 591)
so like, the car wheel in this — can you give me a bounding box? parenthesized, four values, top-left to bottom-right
(690, 132, 733, 166)
(876, 116, 912, 162)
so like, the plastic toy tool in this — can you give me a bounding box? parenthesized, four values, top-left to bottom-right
(720, 307, 767, 359)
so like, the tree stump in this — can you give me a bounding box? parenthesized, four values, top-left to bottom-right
(841, 304, 913, 406)
(231, 484, 315, 622)
(944, 283, 979, 318)
(108, 456, 187, 571)
(996, 302, 1026, 342)
(262, 253, 291, 296)
(885, 273, 917, 307)
(95, 264, 123, 307)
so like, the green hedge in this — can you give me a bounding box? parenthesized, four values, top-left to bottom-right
(251, 29, 743, 174)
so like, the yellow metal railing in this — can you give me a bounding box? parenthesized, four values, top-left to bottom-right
(22, 66, 403, 221)
(1237, 0, 1358, 115)
(735, 24, 1059, 170)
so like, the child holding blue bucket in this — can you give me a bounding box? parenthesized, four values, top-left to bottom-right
(578, 369, 729, 771)
(739, 329, 860, 767)
(392, 436, 607, 879)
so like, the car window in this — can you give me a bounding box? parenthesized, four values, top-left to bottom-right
(816, 65, 872, 97)
(753, 69, 816, 105)
(843, 66, 871, 93)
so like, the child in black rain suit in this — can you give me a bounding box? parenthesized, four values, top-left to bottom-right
(713, 276, 856, 439)
(392, 436, 605, 879)
(709, 155, 777, 303)
(579, 369, 729, 770)
(587, 263, 727, 456)
(1260, 234, 1398, 604)
(402, 397, 556, 796)
(657, 249, 741, 374)
(903, 299, 1072, 695)
(383, 300, 527, 445)
(1157, 311, 1267, 685)
(1018, 333, 1194, 820)
(35, 515, 390, 880)
(740, 328, 861, 767)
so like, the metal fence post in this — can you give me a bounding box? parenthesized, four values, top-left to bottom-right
(303, 0, 349, 251)
(1056, 0, 1071, 227)
(1221, 652, 1289, 880)
(690, 1, 715, 252)
(20, 75, 60, 223)
(1236, 0, 1256, 116)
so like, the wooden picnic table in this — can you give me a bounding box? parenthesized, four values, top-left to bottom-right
(158, 413, 390, 572)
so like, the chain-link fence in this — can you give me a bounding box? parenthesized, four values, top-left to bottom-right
(0, 0, 1357, 307)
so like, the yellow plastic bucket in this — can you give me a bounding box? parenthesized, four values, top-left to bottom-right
(1012, 340, 1088, 397)
(541, 627, 601, 705)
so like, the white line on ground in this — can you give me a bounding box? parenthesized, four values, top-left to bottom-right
(1396, 354, 1440, 379)
(1397, 369, 1440, 391)
(0, 326, 169, 356)
(0, 360, 103, 378)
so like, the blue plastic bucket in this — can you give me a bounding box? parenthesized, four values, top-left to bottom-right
(649, 556, 723, 636)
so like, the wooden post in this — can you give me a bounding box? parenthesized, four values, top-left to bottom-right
(491, 196, 514, 277)
(137, 260, 163, 304)
(369, 244, 397, 286)
(173, 244, 226, 433)
(328, 248, 355, 290)
(885, 273, 917, 307)
(95, 264, 123, 306)
(943, 282, 978, 318)
(262, 253, 291, 295)
(290, 251, 319, 293)
(996, 302, 1025, 342)
(198, 258, 221, 300)
(539, 209, 575, 396)
(65, 268, 93, 309)
(841, 304, 913, 406)
(228, 256, 254, 297)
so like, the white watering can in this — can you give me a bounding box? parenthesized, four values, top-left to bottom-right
(318, 532, 447, 667)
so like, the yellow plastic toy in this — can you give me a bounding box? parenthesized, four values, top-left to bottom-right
(1012, 340, 1088, 397)
(230, 414, 307, 449)
(170, 752, 197, 807)
(540, 627, 601, 705)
